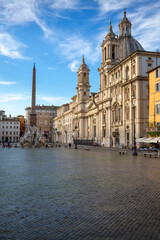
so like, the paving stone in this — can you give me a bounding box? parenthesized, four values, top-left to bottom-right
(0, 148, 160, 239)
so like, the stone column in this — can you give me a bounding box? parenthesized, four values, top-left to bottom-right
(30, 64, 37, 127)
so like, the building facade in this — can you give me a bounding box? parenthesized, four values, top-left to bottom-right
(17, 115, 25, 137)
(25, 105, 58, 141)
(147, 65, 160, 137)
(0, 111, 20, 143)
(53, 11, 160, 147)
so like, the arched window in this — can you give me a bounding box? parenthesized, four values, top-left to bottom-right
(126, 66, 129, 80)
(126, 27, 128, 35)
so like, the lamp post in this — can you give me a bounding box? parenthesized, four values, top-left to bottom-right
(132, 94, 137, 156)
(75, 125, 77, 149)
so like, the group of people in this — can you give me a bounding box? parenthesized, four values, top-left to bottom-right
(1, 141, 17, 148)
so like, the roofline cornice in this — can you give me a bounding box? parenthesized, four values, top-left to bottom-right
(108, 50, 160, 73)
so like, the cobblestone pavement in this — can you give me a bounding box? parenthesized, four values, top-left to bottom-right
(0, 147, 160, 240)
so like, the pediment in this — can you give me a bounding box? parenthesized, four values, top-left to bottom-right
(87, 100, 97, 110)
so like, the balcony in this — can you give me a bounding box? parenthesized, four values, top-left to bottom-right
(112, 132, 119, 138)
(146, 127, 160, 137)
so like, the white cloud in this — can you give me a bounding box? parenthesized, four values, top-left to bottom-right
(128, 3, 160, 51)
(0, 0, 52, 39)
(0, 0, 37, 25)
(0, 81, 16, 85)
(59, 35, 91, 60)
(39, 96, 71, 105)
(0, 32, 30, 59)
(68, 60, 79, 72)
(51, 0, 80, 10)
(48, 67, 56, 71)
(93, 0, 130, 14)
(0, 94, 29, 103)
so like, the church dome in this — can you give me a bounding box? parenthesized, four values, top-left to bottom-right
(119, 36, 144, 59)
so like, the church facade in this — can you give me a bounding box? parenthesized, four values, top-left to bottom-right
(53, 11, 160, 148)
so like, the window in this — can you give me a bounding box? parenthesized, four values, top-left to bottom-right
(112, 45, 115, 59)
(10, 126, 12, 129)
(84, 92, 86, 96)
(155, 83, 160, 92)
(133, 65, 135, 75)
(104, 75, 107, 86)
(103, 114, 106, 124)
(126, 66, 129, 80)
(103, 127, 106, 137)
(155, 104, 160, 114)
(115, 105, 119, 122)
(156, 69, 159, 78)
(104, 47, 106, 60)
(148, 63, 152, 67)
(132, 85, 136, 98)
(45, 113, 47, 117)
(125, 88, 130, 101)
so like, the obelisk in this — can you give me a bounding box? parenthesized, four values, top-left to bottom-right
(30, 63, 37, 127)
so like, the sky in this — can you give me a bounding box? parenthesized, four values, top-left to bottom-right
(0, 0, 160, 117)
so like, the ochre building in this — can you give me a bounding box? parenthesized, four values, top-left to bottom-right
(53, 11, 160, 148)
(147, 65, 160, 137)
(26, 105, 58, 141)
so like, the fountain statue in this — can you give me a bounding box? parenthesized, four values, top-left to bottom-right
(20, 64, 47, 148)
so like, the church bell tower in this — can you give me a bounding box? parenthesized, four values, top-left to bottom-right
(99, 21, 119, 91)
(77, 56, 90, 103)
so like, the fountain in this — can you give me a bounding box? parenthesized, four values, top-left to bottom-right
(20, 64, 47, 148)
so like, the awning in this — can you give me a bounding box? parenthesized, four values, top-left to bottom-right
(136, 137, 160, 143)
(136, 137, 147, 143)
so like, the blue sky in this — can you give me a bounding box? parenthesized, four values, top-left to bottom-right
(0, 0, 160, 116)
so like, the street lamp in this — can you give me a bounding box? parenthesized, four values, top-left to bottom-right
(75, 125, 77, 149)
(132, 94, 137, 156)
